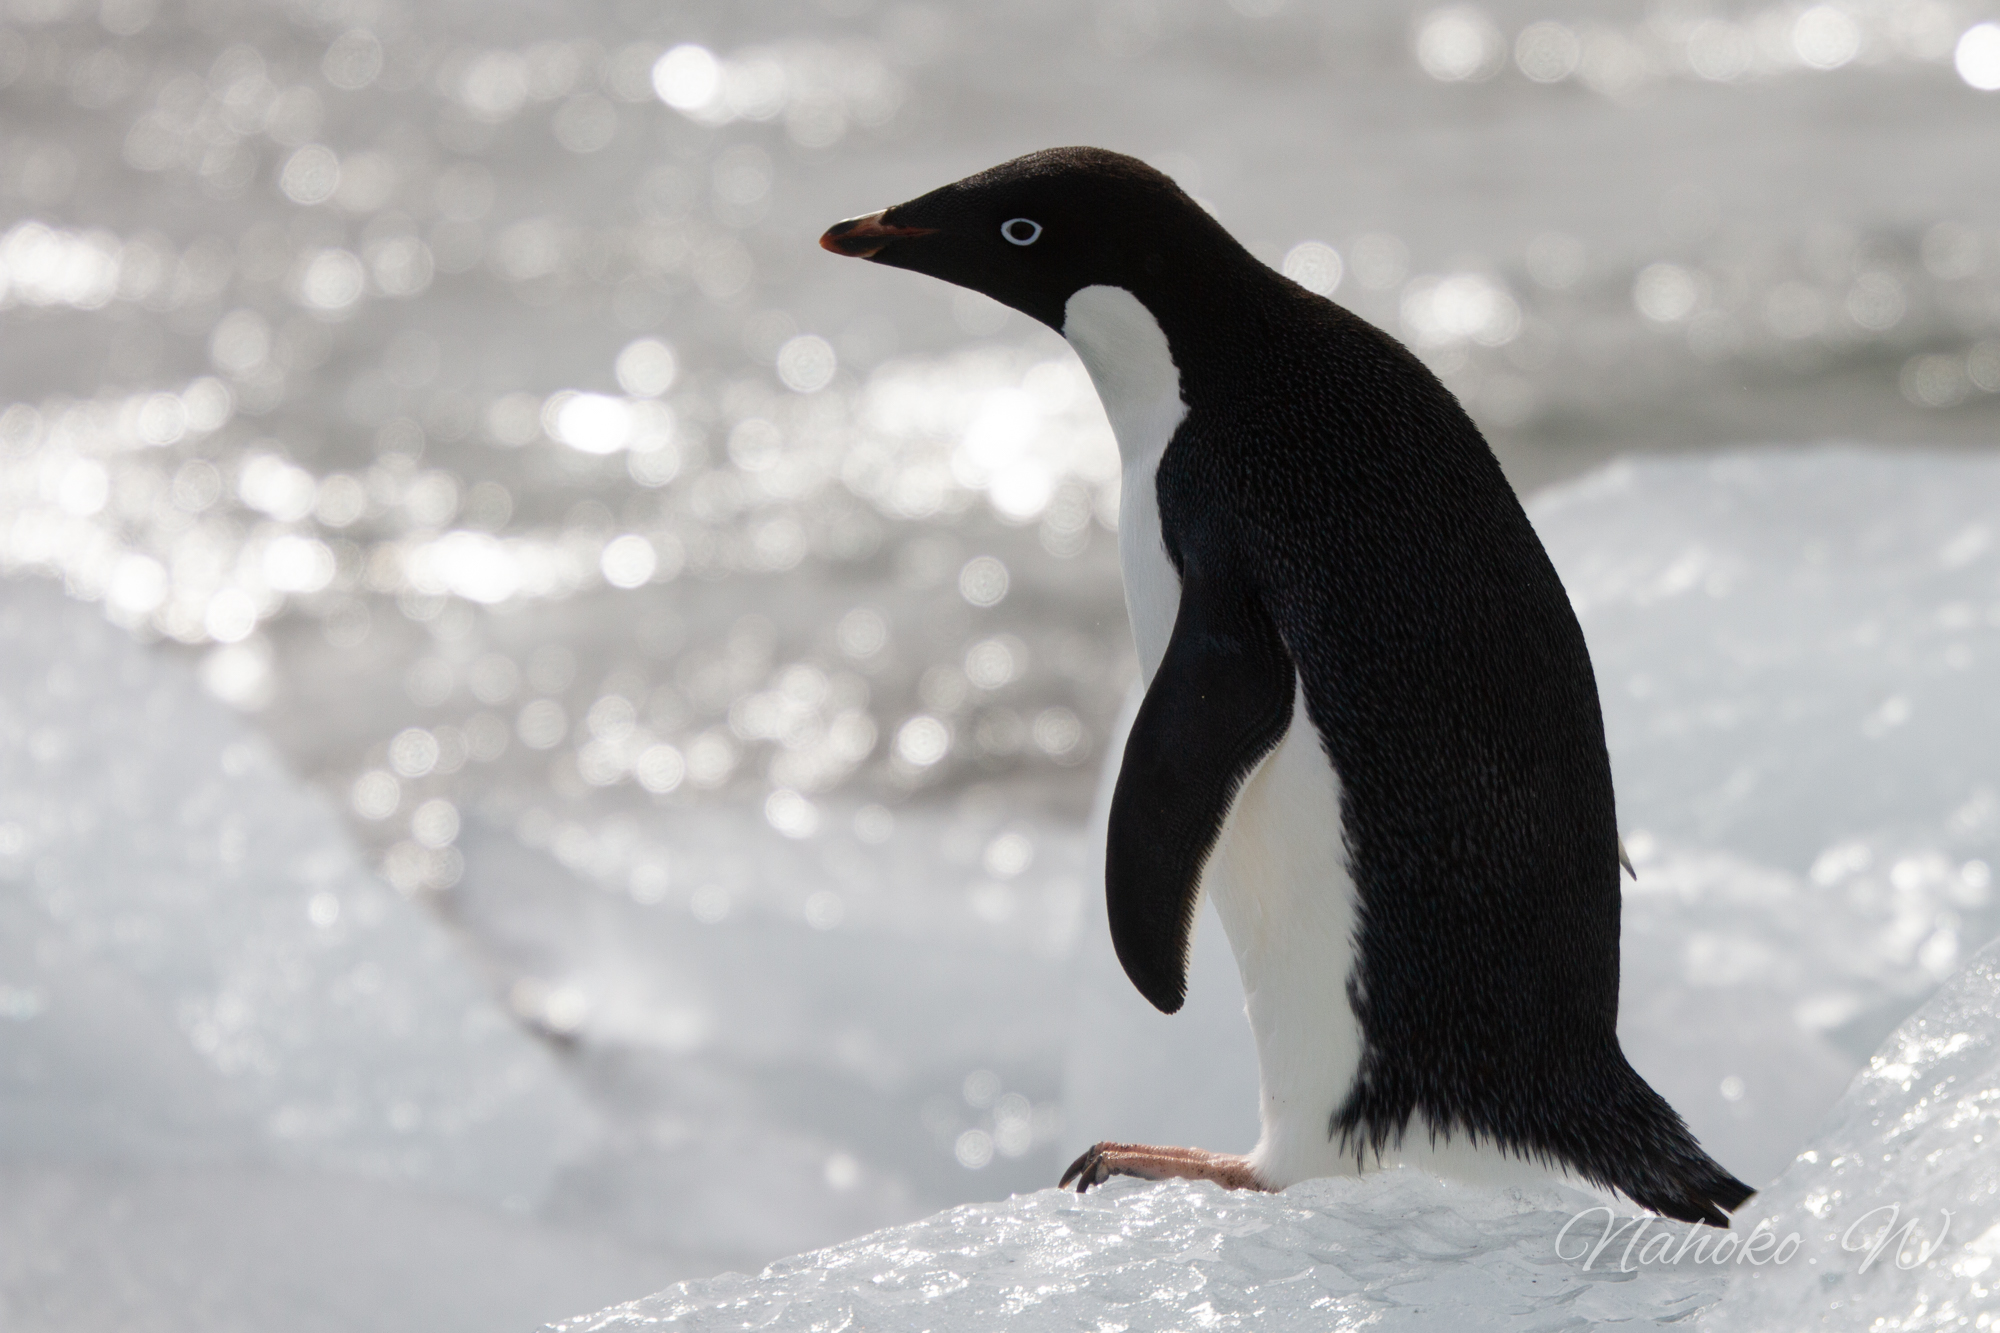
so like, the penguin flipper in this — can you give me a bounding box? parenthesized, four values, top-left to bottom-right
(1106, 555, 1294, 1014)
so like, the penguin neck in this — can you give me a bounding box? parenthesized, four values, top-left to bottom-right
(1061, 285, 1187, 470)
(1059, 265, 1266, 442)
(1061, 283, 1189, 683)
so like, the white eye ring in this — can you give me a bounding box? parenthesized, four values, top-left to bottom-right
(1001, 218, 1042, 246)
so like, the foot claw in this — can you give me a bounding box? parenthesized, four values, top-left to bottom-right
(1056, 1141, 1264, 1193)
(1060, 1143, 1110, 1192)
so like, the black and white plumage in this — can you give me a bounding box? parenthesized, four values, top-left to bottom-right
(822, 147, 1752, 1227)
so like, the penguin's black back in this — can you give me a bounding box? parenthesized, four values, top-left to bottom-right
(1146, 261, 1751, 1227)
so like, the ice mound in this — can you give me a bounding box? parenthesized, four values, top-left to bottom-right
(0, 575, 694, 1325)
(553, 937, 2000, 1333)
(552, 1171, 1722, 1332)
(1711, 938, 2000, 1330)
(449, 799, 1091, 1270)
(0, 575, 590, 1201)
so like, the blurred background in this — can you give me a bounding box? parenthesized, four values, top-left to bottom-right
(2, 0, 1999, 1328)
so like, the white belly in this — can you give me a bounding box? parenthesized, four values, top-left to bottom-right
(1203, 684, 1364, 1185)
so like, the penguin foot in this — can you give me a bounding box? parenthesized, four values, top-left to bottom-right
(1059, 1142, 1269, 1193)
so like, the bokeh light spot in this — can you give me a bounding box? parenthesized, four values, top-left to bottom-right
(958, 556, 1009, 607)
(1958, 23, 2000, 91)
(1633, 263, 1700, 324)
(280, 145, 341, 205)
(1415, 7, 1504, 82)
(895, 715, 949, 767)
(776, 335, 837, 393)
(1793, 6, 1860, 71)
(1281, 241, 1342, 296)
(1514, 21, 1580, 83)
(653, 44, 721, 112)
(601, 534, 658, 588)
(549, 392, 635, 454)
(615, 338, 678, 397)
(351, 769, 400, 820)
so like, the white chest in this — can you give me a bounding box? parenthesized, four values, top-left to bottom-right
(1062, 285, 1186, 685)
(1066, 284, 1364, 1183)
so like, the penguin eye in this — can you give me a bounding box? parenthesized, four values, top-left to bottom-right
(1000, 218, 1043, 246)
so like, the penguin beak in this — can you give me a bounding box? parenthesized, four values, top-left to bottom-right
(820, 209, 939, 259)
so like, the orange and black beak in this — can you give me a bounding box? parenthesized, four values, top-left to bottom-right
(819, 210, 939, 259)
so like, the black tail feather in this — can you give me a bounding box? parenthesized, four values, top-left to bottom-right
(1588, 1057, 1755, 1228)
(1569, 1060, 1756, 1228)
(1335, 1042, 1757, 1228)
(1618, 1152, 1754, 1228)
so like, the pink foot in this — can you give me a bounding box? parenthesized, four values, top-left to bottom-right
(1059, 1141, 1270, 1193)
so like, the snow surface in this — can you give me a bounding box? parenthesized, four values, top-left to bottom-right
(0, 578, 675, 1329)
(552, 448, 2000, 1331)
(1714, 942, 2000, 1330)
(551, 929, 2000, 1332)
(551, 1171, 1723, 1333)
(7, 447, 2000, 1330)
(0, 576, 590, 1197)
(548, 924, 2000, 1328)
(557, 938, 2000, 1333)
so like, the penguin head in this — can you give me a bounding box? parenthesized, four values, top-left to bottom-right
(820, 147, 1238, 330)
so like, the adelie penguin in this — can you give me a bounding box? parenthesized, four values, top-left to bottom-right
(822, 147, 1753, 1228)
